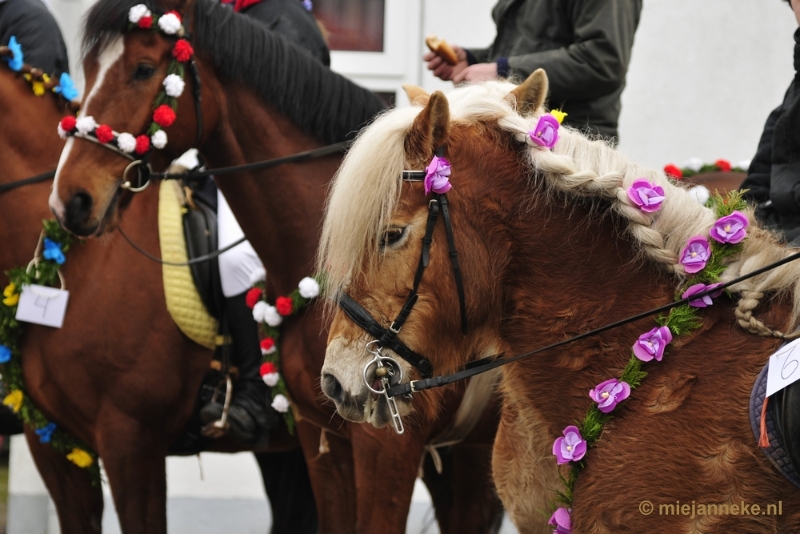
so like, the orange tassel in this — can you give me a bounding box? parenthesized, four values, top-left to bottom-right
(759, 396, 770, 448)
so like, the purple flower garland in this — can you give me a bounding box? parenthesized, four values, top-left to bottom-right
(547, 183, 750, 526)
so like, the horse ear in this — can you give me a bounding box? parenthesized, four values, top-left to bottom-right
(402, 84, 430, 106)
(507, 68, 549, 116)
(406, 91, 450, 163)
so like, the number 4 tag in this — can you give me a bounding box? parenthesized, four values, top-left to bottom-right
(766, 337, 800, 397)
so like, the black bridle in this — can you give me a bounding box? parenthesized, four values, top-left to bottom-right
(337, 148, 468, 382)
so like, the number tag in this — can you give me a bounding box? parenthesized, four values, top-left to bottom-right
(766, 337, 800, 397)
(15, 284, 70, 329)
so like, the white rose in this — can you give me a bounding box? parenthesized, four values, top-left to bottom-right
(271, 394, 290, 413)
(76, 116, 97, 135)
(264, 305, 283, 327)
(128, 4, 151, 24)
(252, 301, 268, 323)
(158, 13, 182, 35)
(736, 159, 751, 171)
(682, 157, 703, 173)
(248, 267, 266, 286)
(687, 185, 710, 206)
(57, 124, 67, 140)
(162, 74, 185, 98)
(263, 372, 280, 387)
(116, 132, 136, 153)
(151, 130, 168, 149)
(260, 344, 276, 356)
(298, 276, 320, 299)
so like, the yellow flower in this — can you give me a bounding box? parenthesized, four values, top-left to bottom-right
(3, 283, 19, 306)
(67, 448, 94, 468)
(24, 73, 50, 97)
(3, 390, 23, 413)
(550, 109, 568, 124)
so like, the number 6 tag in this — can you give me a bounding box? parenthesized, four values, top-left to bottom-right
(766, 337, 800, 397)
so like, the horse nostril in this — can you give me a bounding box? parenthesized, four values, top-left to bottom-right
(65, 191, 94, 226)
(321, 373, 344, 403)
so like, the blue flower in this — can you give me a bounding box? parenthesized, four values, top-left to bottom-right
(35, 422, 57, 444)
(43, 238, 66, 265)
(54, 73, 79, 101)
(302, 0, 312, 10)
(3, 36, 24, 72)
(0, 345, 11, 363)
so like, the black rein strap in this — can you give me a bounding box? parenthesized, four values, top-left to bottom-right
(0, 169, 56, 194)
(387, 248, 800, 397)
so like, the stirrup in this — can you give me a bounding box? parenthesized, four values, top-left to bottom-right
(201, 374, 233, 438)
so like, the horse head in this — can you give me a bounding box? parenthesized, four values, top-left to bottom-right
(50, 0, 218, 236)
(318, 71, 552, 428)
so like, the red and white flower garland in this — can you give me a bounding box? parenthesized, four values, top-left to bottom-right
(57, 5, 194, 157)
(246, 272, 322, 433)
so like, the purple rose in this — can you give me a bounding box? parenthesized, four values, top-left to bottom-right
(589, 378, 631, 413)
(528, 114, 560, 149)
(709, 211, 748, 244)
(680, 236, 711, 274)
(633, 326, 672, 362)
(553, 425, 587, 464)
(627, 178, 665, 213)
(424, 155, 452, 195)
(681, 283, 724, 308)
(548, 507, 572, 534)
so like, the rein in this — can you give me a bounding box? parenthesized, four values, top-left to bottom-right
(0, 169, 55, 194)
(386, 248, 800, 398)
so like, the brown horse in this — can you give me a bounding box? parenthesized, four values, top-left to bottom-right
(47, 0, 503, 533)
(317, 70, 800, 533)
(0, 54, 325, 532)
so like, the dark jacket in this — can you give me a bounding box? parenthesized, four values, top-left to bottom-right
(241, 0, 330, 67)
(741, 28, 800, 245)
(0, 0, 69, 75)
(467, 0, 642, 140)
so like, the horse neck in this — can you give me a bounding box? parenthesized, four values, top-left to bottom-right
(201, 84, 339, 293)
(491, 178, 677, 434)
(0, 70, 65, 270)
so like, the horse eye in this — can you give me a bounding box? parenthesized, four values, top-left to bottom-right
(380, 227, 406, 248)
(133, 64, 156, 80)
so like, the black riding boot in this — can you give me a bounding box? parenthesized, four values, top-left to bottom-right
(200, 292, 275, 443)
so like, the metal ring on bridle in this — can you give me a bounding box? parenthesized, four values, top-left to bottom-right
(363, 354, 404, 395)
(120, 160, 151, 193)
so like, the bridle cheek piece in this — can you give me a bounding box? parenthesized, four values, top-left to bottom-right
(337, 147, 468, 434)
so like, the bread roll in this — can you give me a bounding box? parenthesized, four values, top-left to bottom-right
(425, 35, 458, 66)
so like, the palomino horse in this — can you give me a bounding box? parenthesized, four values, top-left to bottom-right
(317, 70, 800, 533)
(0, 56, 320, 532)
(48, 0, 503, 532)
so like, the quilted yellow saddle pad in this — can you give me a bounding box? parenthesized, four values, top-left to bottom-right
(158, 180, 218, 349)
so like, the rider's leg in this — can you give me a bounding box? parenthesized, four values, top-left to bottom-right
(200, 190, 272, 442)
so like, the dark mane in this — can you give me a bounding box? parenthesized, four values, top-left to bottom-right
(82, 0, 386, 144)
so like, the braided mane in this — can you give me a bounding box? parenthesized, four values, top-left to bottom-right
(318, 80, 800, 335)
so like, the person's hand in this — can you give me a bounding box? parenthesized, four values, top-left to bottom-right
(424, 45, 468, 81)
(452, 63, 498, 83)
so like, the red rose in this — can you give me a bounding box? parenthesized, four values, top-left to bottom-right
(715, 159, 732, 172)
(260, 338, 275, 352)
(138, 16, 153, 29)
(245, 287, 263, 309)
(259, 361, 277, 376)
(95, 124, 113, 143)
(60, 116, 76, 132)
(275, 296, 293, 316)
(663, 164, 683, 179)
(153, 105, 176, 128)
(134, 134, 150, 155)
(172, 39, 194, 63)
